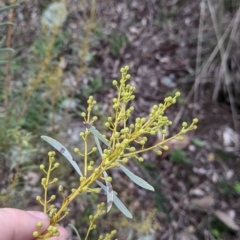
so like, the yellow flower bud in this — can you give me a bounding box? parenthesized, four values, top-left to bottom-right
(130, 147, 136, 152)
(54, 163, 59, 168)
(74, 148, 79, 153)
(177, 136, 184, 141)
(112, 80, 118, 85)
(193, 118, 198, 124)
(53, 178, 58, 183)
(36, 196, 41, 201)
(126, 74, 131, 79)
(33, 231, 40, 237)
(163, 145, 169, 151)
(80, 176, 86, 181)
(53, 232, 60, 237)
(87, 165, 93, 171)
(105, 122, 110, 128)
(139, 129, 145, 134)
(115, 132, 120, 137)
(40, 164, 45, 169)
(175, 92, 181, 97)
(48, 225, 53, 231)
(162, 129, 167, 135)
(52, 226, 58, 233)
(106, 176, 112, 182)
(37, 221, 43, 227)
(156, 150, 162, 155)
(51, 195, 56, 200)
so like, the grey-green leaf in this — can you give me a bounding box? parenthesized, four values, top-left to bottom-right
(86, 124, 111, 148)
(96, 180, 132, 218)
(93, 135, 103, 156)
(93, 135, 113, 211)
(112, 193, 133, 218)
(103, 171, 113, 212)
(41, 136, 83, 176)
(119, 164, 154, 191)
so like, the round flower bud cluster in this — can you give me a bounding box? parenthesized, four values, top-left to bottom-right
(98, 230, 117, 240)
(48, 151, 56, 163)
(134, 117, 147, 131)
(87, 96, 97, 111)
(47, 225, 60, 237)
(119, 66, 130, 83)
(121, 84, 135, 103)
(49, 206, 58, 218)
(80, 95, 98, 123)
(97, 202, 106, 215)
(179, 118, 198, 135)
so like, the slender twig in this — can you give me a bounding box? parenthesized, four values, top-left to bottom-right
(194, 0, 206, 110)
(64, 0, 96, 114)
(171, 7, 235, 132)
(208, 0, 240, 149)
(4, 0, 17, 108)
(17, 28, 59, 121)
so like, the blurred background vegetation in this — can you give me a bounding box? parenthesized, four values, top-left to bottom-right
(0, 0, 240, 239)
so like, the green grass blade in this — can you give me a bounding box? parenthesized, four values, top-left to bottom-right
(68, 224, 81, 240)
(0, 36, 6, 46)
(119, 164, 154, 191)
(0, 48, 15, 54)
(0, 5, 19, 13)
(0, 60, 9, 65)
(0, 22, 14, 27)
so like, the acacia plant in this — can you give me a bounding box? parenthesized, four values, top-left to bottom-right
(34, 66, 198, 239)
